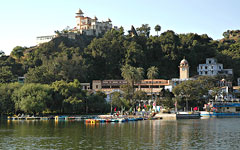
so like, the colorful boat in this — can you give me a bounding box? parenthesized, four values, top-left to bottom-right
(201, 102, 240, 118)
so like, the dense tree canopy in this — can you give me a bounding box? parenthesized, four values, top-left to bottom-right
(1, 26, 240, 114)
(1, 27, 239, 85)
(12, 83, 52, 114)
(172, 76, 218, 110)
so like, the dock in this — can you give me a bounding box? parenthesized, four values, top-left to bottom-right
(8, 116, 91, 121)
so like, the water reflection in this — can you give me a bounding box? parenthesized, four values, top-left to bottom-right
(1, 119, 240, 149)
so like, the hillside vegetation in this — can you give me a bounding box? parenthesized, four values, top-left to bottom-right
(1, 27, 240, 85)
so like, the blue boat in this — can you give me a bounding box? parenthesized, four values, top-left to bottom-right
(201, 102, 240, 118)
(128, 118, 137, 121)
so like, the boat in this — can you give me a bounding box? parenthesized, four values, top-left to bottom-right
(176, 112, 201, 119)
(201, 101, 240, 118)
(128, 118, 137, 121)
(117, 118, 127, 122)
(136, 117, 144, 121)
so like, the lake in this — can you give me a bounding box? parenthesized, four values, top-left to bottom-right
(0, 118, 240, 149)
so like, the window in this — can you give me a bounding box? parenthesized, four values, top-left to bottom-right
(112, 86, 120, 88)
(209, 60, 211, 64)
(150, 85, 159, 88)
(236, 107, 240, 112)
(102, 86, 110, 88)
(227, 107, 229, 109)
(140, 86, 149, 88)
(205, 66, 208, 69)
(96, 85, 98, 89)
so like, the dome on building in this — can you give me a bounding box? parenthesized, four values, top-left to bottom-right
(180, 58, 188, 65)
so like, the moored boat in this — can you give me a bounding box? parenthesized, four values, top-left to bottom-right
(176, 112, 201, 119)
(201, 101, 240, 118)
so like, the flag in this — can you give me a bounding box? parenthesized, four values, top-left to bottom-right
(193, 107, 198, 111)
(153, 102, 156, 107)
(144, 104, 147, 108)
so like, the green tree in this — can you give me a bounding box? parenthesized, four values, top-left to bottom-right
(133, 90, 148, 101)
(147, 66, 159, 102)
(111, 91, 130, 112)
(0, 82, 22, 115)
(209, 87, 221, 101)
(172, 80, 208, 111)
(0, 66, 15, 83)
(121, 64, 144, 104)
(160, 30, 180, 61)
(12, 83, 52, 114)
(85, 30, 125, 80)
(10, 46, 27, 61)
(124, 41, 144, 66)
(0, 50, 5, 57)
(154, 25, 161, 36)
(87, 91, 109, 113)
(136, 24, 151, 37)
(51, 79, 86, 113)
(158, 89, 174, 109)
(25, 65, 55, 84)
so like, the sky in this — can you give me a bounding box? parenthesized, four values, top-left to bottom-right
(0, 0, 239, 55)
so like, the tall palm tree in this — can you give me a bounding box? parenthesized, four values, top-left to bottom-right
(121, 64, 144, 103)
(135, 67, 144, 88)
(147, 66, 159, 103)
(154, 25, 161, 36)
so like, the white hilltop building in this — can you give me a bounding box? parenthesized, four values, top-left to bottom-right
(197, 58, 233, 76)
(36, 8, 116, 45)
(36, 35, 56, 45)
(74, 8, 115, 36)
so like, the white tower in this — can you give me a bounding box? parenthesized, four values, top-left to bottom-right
(75, 9, 84, 30)
(179, 58, 189, 79)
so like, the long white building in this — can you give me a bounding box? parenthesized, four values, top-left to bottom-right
(197, 58, 233, 76)
(36, 35, 56, 45)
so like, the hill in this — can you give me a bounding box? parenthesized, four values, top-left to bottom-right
(1, 27, 240, 85)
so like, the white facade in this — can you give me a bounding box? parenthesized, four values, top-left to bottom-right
(197, 58, 233, 76)
(80, 83, 90, 90)
(238, 78, 240, 86)
(36, 35, 56, 45)
(75, 9, 113, 36)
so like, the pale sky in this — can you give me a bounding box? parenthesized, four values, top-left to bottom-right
(0, 0, 239, 55)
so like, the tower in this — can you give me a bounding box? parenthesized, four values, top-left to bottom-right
(179, 58, 189, 79)
(75, 9, 84, 30)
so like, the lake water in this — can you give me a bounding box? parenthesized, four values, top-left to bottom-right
(0, 118, 240, 150)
